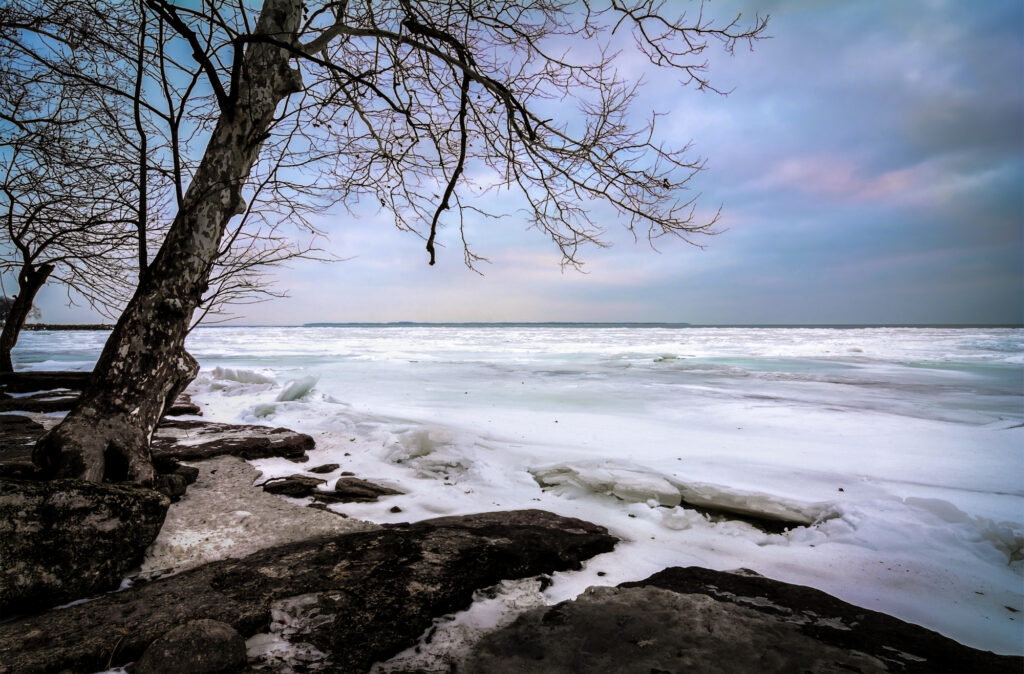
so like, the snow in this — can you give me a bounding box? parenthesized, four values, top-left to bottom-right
(14, 325, 1024, 657)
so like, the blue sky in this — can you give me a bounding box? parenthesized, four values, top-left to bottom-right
(34, 0, 1024, 325)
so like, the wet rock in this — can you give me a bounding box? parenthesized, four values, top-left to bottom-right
(164, 392, 202, 417)
(0, 478, 169, 615)
(135, 619, 246, 674)
(260, 474, 325, 497)
(311, 476, 404, 504)
(152, 419, 314, 462)
(308, 463, 339, 474)
(0, 510, 616, 673)
(465, 566, 1023, 674)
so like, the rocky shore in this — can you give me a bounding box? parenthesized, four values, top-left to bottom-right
(1, 372, 1020, 672)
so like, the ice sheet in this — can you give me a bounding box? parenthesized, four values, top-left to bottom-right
(14, 326, 1024, 655)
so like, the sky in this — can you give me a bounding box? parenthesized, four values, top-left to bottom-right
(30, 0, 1024, 325)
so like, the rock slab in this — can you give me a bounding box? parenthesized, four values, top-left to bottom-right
(0, 509, 617, 673)
(135, 619, 247, 674)
(466, 566, 1022, 674)
(152, 419, 314, 462)
(0, 478, 169, 616)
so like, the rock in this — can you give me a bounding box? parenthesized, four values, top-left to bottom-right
(0, 371, 198, 416)
(310, 476, 404, 504)
(260, 474, 325, 497)
(164, 393, 202, 417)
(0, 478, 169, 615)
(0, 371, 91, 393)
(0, 415, 45, 479)
(465, 566, 1022, 674)
(0, 391, 79, 413)
(152, 419, 314, 462)
(308, 463, 339, 474)
(0, 510, 616, 673)
(154, 473, 189, 501)
(134, 619, 246, 674)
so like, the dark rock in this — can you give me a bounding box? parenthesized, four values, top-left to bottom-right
(465, 566, 1023, 674)
(312, 476, 403, 504)
(0, 371, 91, 394)
(134, 619, 247, 674)
(260, 474, 325, 497)
(308, 463, 339, 474)
(0, 372, 197, 416)
(0, 391, 79, 413)
(0, 510, 616, 673)
(154, 473, 189, 501)
(390, 505, 402, 513)
(0, 478, 169, 616)
(0, 415, 45, 479)
(152, 457, 200, 486)
(165, 393, 202, 417)
(152, 419, 314, 462)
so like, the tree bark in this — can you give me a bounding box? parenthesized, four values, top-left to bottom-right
(33, 0, 304, 484)
(0, 263, 55, 374)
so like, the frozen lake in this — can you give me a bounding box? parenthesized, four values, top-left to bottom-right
(12, 325, 1024, 655)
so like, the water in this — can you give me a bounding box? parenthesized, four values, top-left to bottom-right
(9, 326, 1024, 655)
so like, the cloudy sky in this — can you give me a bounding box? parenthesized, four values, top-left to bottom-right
(35, 0, 1023, 325)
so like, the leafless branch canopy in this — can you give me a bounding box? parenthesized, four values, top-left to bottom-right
(3, 0, 767, 292)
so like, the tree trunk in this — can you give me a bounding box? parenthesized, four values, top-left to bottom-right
(0, 263, 55, 373)
(33, 0, 304, 484)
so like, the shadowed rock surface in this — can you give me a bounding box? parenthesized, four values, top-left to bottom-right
(0, 509, 616, 673)
(465, 566, 1022, 674)
(0, 478, 169, 616)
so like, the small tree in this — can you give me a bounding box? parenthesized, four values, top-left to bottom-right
(17, 0, 766, 483)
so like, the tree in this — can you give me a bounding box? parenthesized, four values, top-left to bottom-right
(0, 87, 141, 372)
(0, 0, 322, 371)
(19, 0, 766, 483)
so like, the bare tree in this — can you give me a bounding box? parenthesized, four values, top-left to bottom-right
(0, 0, 323, 372)
(0, 82, 141, 372)
(17, 0, 766, 483)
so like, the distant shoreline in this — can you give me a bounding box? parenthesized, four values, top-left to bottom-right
(14, 322, 1023, 330)
(22, 324, 115, 331)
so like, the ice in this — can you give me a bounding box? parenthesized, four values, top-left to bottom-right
(531, 461, 681, 507)
(276, 375, 319, 402)
(212, 366, 275, 385)
(13, 325, 1023, 655)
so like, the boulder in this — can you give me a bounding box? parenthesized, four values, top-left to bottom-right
(311, 476, 404, 504)
(308, 462, 339, 474)
(0, 478, 169, 615)
(0, 510, 616, 673)
(134, 619, 247, 674)
(465, 566, 1022, 674)
(152, 419, 314, 462)
(260, 474, 326, 497)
